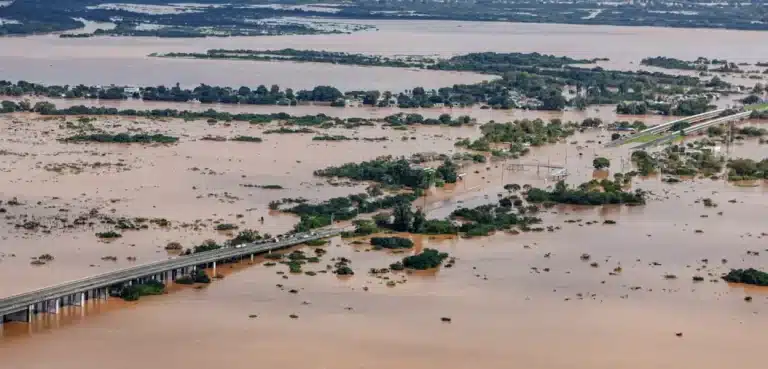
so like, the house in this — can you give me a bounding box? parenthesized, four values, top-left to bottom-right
(345, 98, 363, 108)
(123, 86, 140, 97)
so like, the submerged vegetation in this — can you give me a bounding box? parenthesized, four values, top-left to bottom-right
(727, 158, 768, 180)
(401, 248, 450, 270)
(314, 156, 459, 189)
(118, 280, 165, 301)
(284, 193, 418, 232)
(0, 43, 734, 113)
(62, 133, 179, 144)
(722, 268, 768, 286)
(370, 237, 414, 249)
(526, 180, 646, 206)
(455, 119, 576, 158)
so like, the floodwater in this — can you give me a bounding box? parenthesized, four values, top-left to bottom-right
(1, 19, 768, 89)
(0, 111, 767, 369)
(1, 19, 768, 368)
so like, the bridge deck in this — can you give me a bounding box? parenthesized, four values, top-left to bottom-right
(0, 228, 341, 317)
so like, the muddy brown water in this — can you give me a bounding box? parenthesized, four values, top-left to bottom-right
(1, 19, 767, 89)
(0, 110, 766, 368)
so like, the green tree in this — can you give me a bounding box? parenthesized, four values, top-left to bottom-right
(593, 157, 610, 170)
(392, 201, 413, 232)
(411, 208, 426, 233)
(32, 101, 56, 114)
(436, 160, 459, 183)
(366, 184, 383, 197)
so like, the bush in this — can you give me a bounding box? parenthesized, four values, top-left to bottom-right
(175, 276, 194, 285)
(192, 269, 211, 283)
(191, 240, 222, 254)
(120, 280, 165, 301)
(592, 157, 610, 170)
(370, 236, 414, 249)
(402, 248, 450, 270)
(231, 135, 263, 142)
(96, 231, 122, 239)
(63, 133, 178, 144)
(334, 265, 354, 275)
(722, 268, 768, 286)
(228, 229, 262, 246)
(215, 223, 238, 231)
(526, 180, 645, 205)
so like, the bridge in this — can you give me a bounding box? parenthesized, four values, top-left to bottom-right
(0, 228, 342, 325)
(632, 111, 751, 150)
(605, 109, 725, 148)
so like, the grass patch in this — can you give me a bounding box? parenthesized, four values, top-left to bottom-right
(62, 133, 178, 144)
(625, 133, 664, 144)
(230, 135, 263, 142)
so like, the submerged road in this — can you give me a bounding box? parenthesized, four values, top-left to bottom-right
(0, 228, 343, 322)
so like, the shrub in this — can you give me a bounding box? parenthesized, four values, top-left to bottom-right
(402, 248, 449, 270)
(120, 280, 165, 301)
(231, 135, 263, 142)
(722, 268, 768, 286)
(215, 223, 238, 231)
(96, 231, 122, 239)
(334, 265, 354, 275)
(370, 236, 414, 249)
(191, 240, 222, 254)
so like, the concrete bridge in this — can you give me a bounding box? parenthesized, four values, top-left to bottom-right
(632, 111, 751, 150)
(0, 228, 342, 325)
(605, 109, 726, 148)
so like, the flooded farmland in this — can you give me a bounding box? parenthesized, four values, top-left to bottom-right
(0, 109, 766, 369)
(0, 18, 767, 369)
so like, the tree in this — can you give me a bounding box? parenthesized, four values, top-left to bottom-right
(1, 100, 19, 113)
(237, 86, 251, 96)
(363, 90, 380, 105)
(392, 202, 413, 232)
(611, 133, 621, 141)
(573, 96, 587, 110)
(752, 83, 765, 94)
(741, 94, 760, 105)
(18, 99, 31, 111)
(366, 184, 383, 197)
(438, 113, 452, 124)
(411, 208, 426, 233)
(32, 101, 56, 114)
(436, 160, 458, 183)
(593, 157, 611, 170)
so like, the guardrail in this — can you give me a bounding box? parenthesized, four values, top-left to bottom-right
(0, 229, 342, 317)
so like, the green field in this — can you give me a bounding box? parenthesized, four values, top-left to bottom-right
(625, 133, 665, 144)
(746, 102, 768, 111)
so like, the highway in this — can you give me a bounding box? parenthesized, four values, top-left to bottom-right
(605, 109, 725, 148)
(632, 111, 751, 150)
(0, 228, 342, 320)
